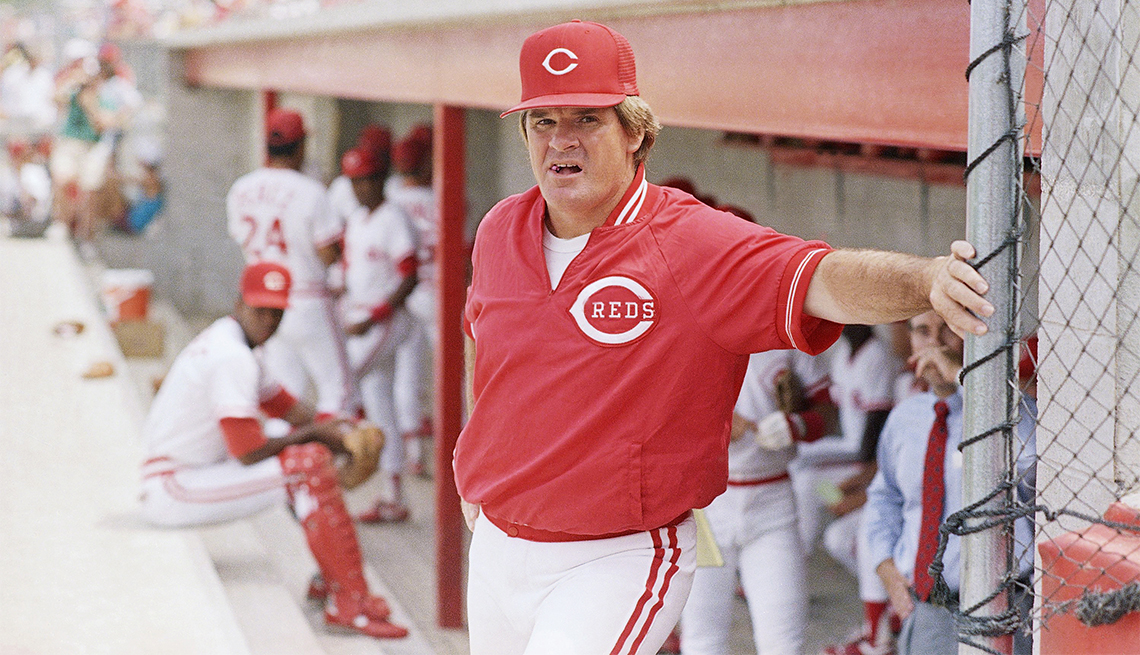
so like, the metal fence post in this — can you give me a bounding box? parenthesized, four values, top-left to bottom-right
(961, 0, 1027, 652)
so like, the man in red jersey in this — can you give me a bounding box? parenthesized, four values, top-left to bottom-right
(456, 20, 993, 655)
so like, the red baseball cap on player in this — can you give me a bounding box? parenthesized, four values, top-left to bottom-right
(240, 261, 291, 309)
(266, 108, 306, 147)
(342, 147, 381, 179)
(356, 124, 392, 157)
(500, 19, 639, 117)
(393, 127, 432, 174)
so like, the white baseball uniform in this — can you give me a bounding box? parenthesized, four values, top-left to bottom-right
(388, 182, 436, 439)
(681, 349, 830, 655)
(139, 313, 411, 640)
(792, 335, 899, 611)
(324, 174, 359, 295)
(139, 316, 292, 526)
(227, 167, 353, 417)
(342, 199, 417, 476)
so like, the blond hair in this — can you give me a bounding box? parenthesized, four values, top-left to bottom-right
(518, 96, 661, 166)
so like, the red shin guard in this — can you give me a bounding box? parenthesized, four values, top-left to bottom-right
(280, 444, 407, 638)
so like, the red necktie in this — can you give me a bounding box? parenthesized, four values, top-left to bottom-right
(913, 399, 950, 602)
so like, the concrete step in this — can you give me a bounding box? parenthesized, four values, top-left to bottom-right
(247, 505, 436, 655)
(197, 519, 328, 655)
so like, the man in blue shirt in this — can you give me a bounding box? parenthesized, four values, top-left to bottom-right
(864, 310, 1036, 655)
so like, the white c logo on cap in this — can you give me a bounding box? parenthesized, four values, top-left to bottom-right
(263, 271, 287, 292)
(542, 48, 579, 75)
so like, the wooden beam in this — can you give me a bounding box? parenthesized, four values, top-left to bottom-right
(182, 0, 1003, 151)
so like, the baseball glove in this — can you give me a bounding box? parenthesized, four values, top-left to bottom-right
(338, 421, 384, 489)
(773, 369, 809, 415)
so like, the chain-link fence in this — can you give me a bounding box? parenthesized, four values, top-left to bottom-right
(939, 0, 1140, 653)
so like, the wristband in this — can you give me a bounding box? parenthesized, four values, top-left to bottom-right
(790, 409, 827, 443)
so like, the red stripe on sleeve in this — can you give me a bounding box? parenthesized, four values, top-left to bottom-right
(220, 416, 269, 459)
(796, 409, 828, 443)
(259, 388, 297, 419)
(777, 247, 843, 355)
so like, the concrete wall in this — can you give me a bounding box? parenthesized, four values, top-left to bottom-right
(648, 126, 967, 256)
(98, 54, 255, 318)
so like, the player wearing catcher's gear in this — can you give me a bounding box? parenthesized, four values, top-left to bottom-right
(388, 125, 437, 476)
(457, 20, 996, 655)
(681, 348, 833, 655)
(335, 147, 420, 524)
(139, 261, 407, 640)
(226, 108, 353, 422)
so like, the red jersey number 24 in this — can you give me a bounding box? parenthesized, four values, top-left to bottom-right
(241, 215, 288, 259)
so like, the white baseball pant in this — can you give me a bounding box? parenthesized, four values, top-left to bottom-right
(393, 320, 429, 435)
(467, 513, 697, 655)
(789, 459, 862, 555)
(681, 479, 806, 655)
(823, 507, 889, 602)
(346, 310, 414, 475)
(140, 457, 287, 527)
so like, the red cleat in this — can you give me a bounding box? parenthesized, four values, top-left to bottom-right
(325, 591, 406, 639)
(357, 501, 410, 524)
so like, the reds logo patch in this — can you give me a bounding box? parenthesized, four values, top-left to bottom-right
(569, 275, 658, 346)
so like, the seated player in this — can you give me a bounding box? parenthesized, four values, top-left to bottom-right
(138, 260, 408, 640)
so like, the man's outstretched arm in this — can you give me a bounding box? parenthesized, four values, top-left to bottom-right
(804, 240, 993, 337)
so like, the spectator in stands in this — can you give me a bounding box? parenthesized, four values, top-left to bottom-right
(95, 42, 142, 156)
(1, 138, 51, 231)
(111, 140, 165, 235)
(0, 42, 57, 138)
(51, 52, 109, 249)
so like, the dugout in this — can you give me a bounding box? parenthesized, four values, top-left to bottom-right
(116, 0, 1025, 634)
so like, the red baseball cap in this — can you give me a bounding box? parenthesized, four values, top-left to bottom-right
(393, 133, 431, 174)
(341, 147, 381, 179)
(405, 123, 432, 144)
(356, 124, 392, 157)
(266, 108, 306, 147)
(240, 261, 291, 309)
(501, 20, 639, 117)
